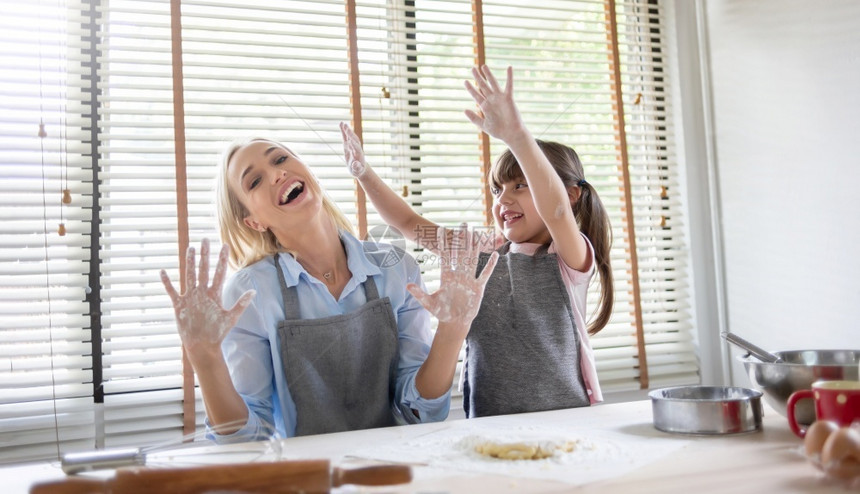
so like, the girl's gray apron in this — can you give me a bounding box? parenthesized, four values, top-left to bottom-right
(464, 243, 590, 417)
(273, 253, 399, 436)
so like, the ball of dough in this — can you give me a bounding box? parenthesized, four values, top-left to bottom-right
(474, 440, 577, 460)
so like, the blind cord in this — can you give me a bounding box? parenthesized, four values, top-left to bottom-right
(37, 0, 62, 461)
(58, 0, 69, 232)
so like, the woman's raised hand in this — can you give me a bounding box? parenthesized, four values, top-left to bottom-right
(464, 65, 526, 144)
(160, 239, 255, 361)
(406, 225, 499, 327)
(340, 121, 369, 179)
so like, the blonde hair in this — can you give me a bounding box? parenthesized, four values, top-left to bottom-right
(215, 138, 355, 269)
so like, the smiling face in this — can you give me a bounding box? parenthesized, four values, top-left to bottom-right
(489, 142, 585, 246)
(226, 140, 322, 235)
(491, 177, 553, 245)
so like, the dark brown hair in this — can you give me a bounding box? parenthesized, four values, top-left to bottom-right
(490, 140, 614, 335)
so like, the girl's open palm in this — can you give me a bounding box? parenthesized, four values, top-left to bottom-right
(406, 226, 499, 326)
(160, 239, 255, 358)
(464, 65, 525, 143)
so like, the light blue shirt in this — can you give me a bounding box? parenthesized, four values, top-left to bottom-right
(208, 231, 450, 443)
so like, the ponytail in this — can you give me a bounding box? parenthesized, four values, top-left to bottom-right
(572, 181, 613, 335)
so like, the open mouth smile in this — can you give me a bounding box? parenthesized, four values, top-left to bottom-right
(501, 210, 523, 225)
(280, 181, 305, 205)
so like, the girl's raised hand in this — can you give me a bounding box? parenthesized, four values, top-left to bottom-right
(160, 239, 255, 361)
(464, 65, 526, 143)
(406, 225, 499, 327)
(340, 121, 369, 178)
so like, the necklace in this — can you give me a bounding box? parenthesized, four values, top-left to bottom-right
(323, 271, 333, 281)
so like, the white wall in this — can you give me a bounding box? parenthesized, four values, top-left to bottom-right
(678, 0, 860, 384)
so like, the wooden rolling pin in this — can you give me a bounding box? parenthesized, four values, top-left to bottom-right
(30, 459, 411, 494)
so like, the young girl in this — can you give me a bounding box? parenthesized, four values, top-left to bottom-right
(160, 137, 497, 442)
(343, 65, 613, 417)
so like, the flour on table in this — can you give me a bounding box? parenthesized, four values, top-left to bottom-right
(465, 437, 579, 460)
(347, 420, 691, 487)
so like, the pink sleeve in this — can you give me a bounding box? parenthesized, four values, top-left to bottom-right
(552, 235, 603, 404)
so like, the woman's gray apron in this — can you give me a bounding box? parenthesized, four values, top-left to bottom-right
(273, 254, 399, 436)
(463, 243, 590, 417)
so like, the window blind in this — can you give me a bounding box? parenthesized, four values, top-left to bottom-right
(613, 0, 696, 388)
(354, 0, 485, 285)
(0, 0, 95, 463)
(95, 0, 190, 448)
(178, 0, 355, 219)
(0, 0, 696, 463)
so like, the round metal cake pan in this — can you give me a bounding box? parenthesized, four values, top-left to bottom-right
(649, 385, 763, 435)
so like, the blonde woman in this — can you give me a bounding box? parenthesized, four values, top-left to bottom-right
(161, 137, 497, 442)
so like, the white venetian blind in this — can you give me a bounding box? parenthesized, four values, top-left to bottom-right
(355, 0, 487, 276)
(178, 0, 354, 225)
(482, 0, 696, 392)
(614, 0, 696, 387)
(1, 0, 697, 464)
(0, 0, 95, 463)
(96, 0, 192, 448)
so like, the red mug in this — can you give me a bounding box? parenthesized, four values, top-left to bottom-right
(787, 380, 860, 438)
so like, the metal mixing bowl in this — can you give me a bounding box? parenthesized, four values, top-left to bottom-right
(649, 385, 763, 434)
(740, 349, 860, 425)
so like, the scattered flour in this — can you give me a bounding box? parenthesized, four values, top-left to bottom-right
(347, 421, 689, 486)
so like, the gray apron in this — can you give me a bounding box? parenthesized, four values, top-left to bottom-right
(273, 253, 399, 436)
(463, 243, 590, 417)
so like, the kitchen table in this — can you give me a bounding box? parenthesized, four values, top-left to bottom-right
(5, 399, 857, 493)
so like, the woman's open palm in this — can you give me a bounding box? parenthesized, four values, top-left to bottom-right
(160, 239, 255, 357)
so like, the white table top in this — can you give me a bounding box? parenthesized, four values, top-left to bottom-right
(5, 399, 858, 493)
